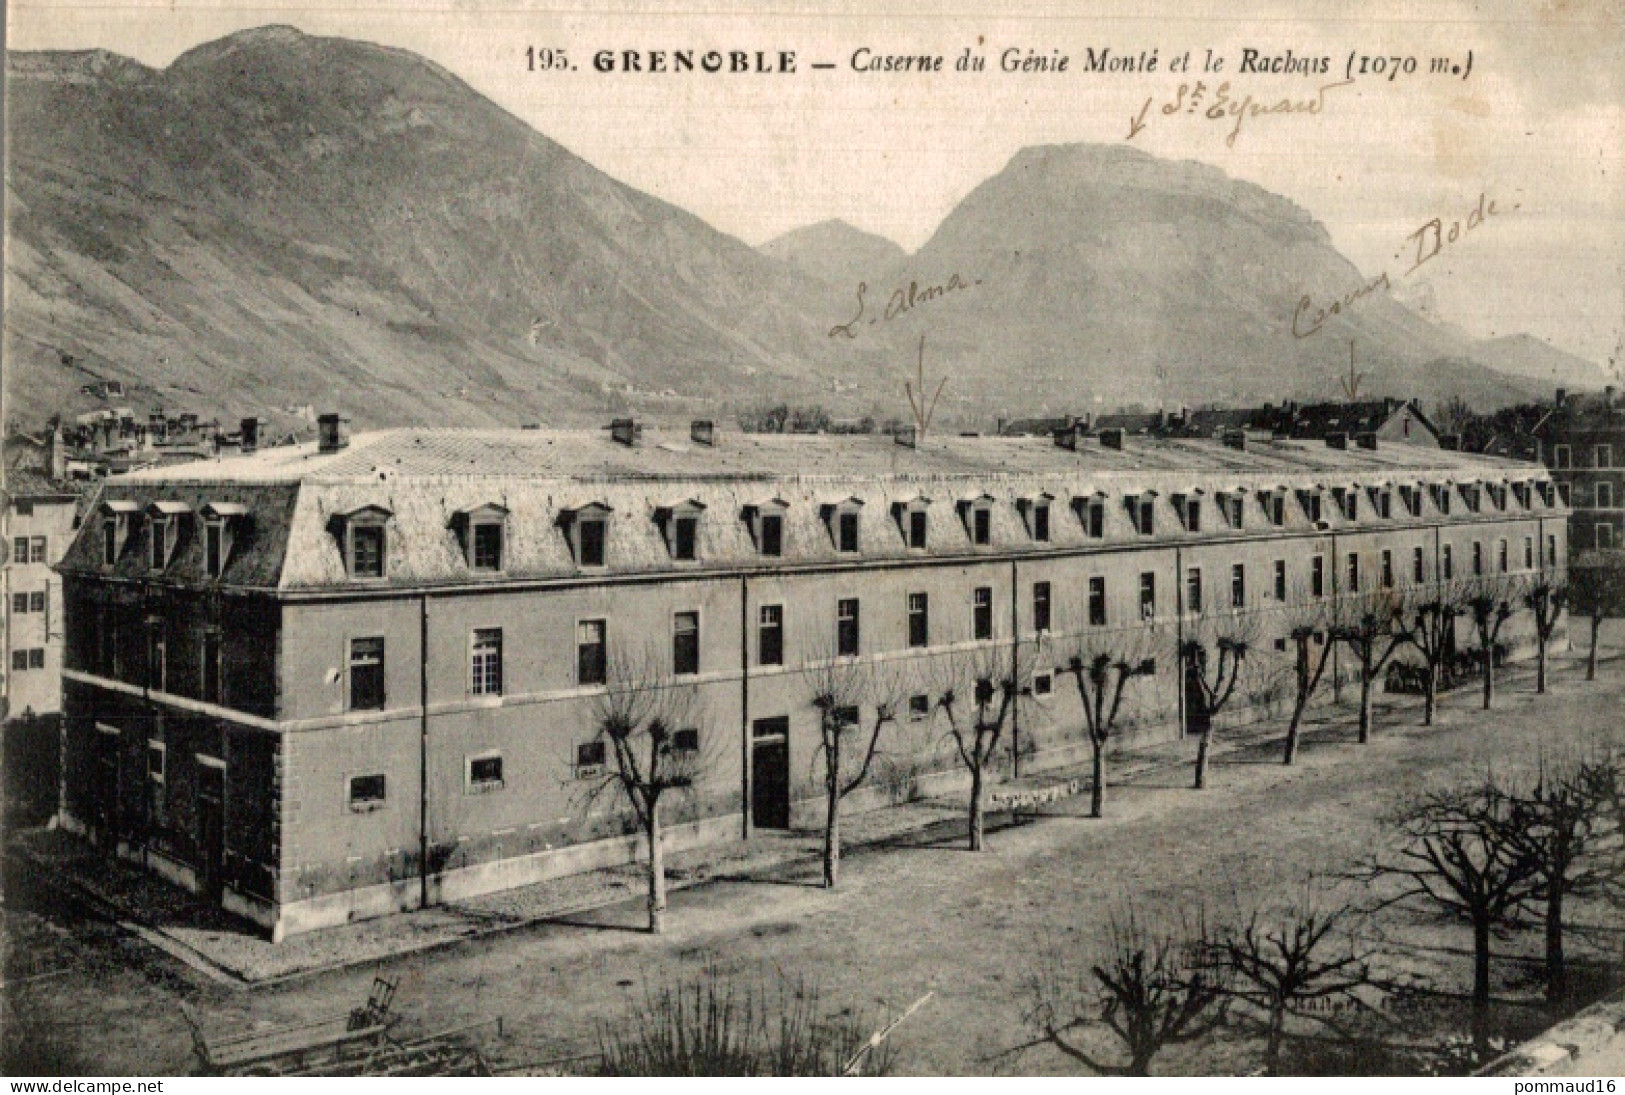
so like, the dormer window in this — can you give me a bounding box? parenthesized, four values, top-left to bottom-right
(1218, 491, 1245, 530)
(894, 497, 931, 550)
(1369, 486, 1393, 520)
(958, 495, 994, 546)
(1073, 494, 1106, 538)
(1127, 492, 1158, 536)
(1019, 494, 1054, 542)
(1402, 484, 1425, 517)
(1460, 483, 1482, 513)
(100, 500, 139, 565)
(821, 498, 864, 554)
(1332, 487, 1358, 522)
(1259, 489, 1287, 527)
(1173, 491, 1203, 533)
(743, 499, 788, 557)
(1431, 483, 1452, 516)
(1536, 480, 1555, 508)
(656, 500, 706, 562)
(142, 502, 190, 572)
(452, 503, 509, 572)
(1511, 482, 1530, 509)
(199, 502, 246, 580)
(562, 503, 613, 568)
(332, 504, 392, 578)
(1298, 488, 1324, 524)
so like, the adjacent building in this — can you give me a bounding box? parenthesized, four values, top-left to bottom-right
(1534, 386, 1625, 553)
(56, 416, 1567, 939)
(4, 465, 80, 721)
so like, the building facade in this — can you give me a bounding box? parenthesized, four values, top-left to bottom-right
(4, 466, 80, 721)
(56, 419, 1567, 939)
(1536, 386, 1625, 554)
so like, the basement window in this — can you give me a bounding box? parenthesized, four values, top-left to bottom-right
(575, 741, 606, 779)
(347, 773, 387, 812)
(466, 753, 504, 794)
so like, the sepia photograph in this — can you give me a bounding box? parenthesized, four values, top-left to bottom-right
(1, 0, 1622, 1081)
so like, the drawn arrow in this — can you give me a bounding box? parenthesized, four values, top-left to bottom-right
(1128, 97, 1152, 140)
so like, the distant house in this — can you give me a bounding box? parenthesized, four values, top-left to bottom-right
(1244, 399, 1439, 448)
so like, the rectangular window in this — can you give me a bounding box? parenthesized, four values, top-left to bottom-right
(1274, 559, 1287, 601)
(147, 621, 166, 692)
(759, 513, 783, 557)
(759, 604, 784, 667)
(147, 741, 166, 784)
(103, 522, 117, 566)
(1600, 483, 1616, 509)
(30, 537, 47, 562)
(1443, 545, 1455, 580)
(349, 637, 385, 710)
(1186, 500, 1201, 533)
(1597, 445, 1613, 469)
(28, 648, 44, 670)
(1227, 495, 1244, 529)
(1555, 445, 1571, 468)
(149, 519, 168, 570)
(1381, 550, 1394, 589)
(972, 507, 991, 546)
(473, 522, 504, 570)
(673, 611, 700, 676)
(1032, 581, 1052, 633)
(1033, 503, 1051, 542)
(202, 630, 222, 704)
(1413, 545, 1426, 583)
(907, 592, 929, 648)
(1033, 671, 1053, 696)
(838, 512, 860, 553)
(10, 650, 26, 672)
(1347, 553, 1360, 593)
(1559, 482, 1572, 507)
(470, 628, 503, 695)
(837, 598, 860, 657)
(672, 516, 698, 561)
(348, 773, 387, 811)
(1599, 524, 1616, 550)
(1438, 488, 1452, 516)
(1548, 535, 1558, 566)
(205, 522, 224, 577)
(908, 694, 931, 720)
(577, 619, 607, 685)
(1377, 491, 1391, 519)
(674, 728, 700, 753)
(575, 741, 606, 776)
(1270, 494, 1286, 527)
(973, 587, 993, 641)
(1139, 572, 1156, 621)
(1343, 491, 1358, 521)
(351, 525, 385, 577)
(1524, 537, 1534, 570)
(26, 591, 43, 613)
(467, 754, 504, 792)
(1137, 498, 1155, 536)
(1231, 564, 1246, 609)
(1089, 576, 1107, 626)
(1084, 501, 1105, 539)
(1311, 555, 1325, 598)
(12, 536, 27, 564)
(11, 593, 26, 614)
(578, 518, 606, 567)
(908, 509, 927, 549)
(1185, 568, 1202, 615)
(1473, 541, 1484, 577)
(1498, 539, 1509, 573)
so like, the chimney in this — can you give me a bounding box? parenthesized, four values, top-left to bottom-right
(894, 425, 918, 449)
(1222, 428, 1247, 451)
(610, 418, 638, 446)
(1100, 427, 1125, 451)
(1555, 388, 1567, 409)
(317, 412, 351, 454)
(1356, 432, 1379, 450)
(240, 417, 261, 454)
(996, 417, 1007, 437)
(1054, 426, 1078, 451)
(1606, 386, 1617, 411)
(690, 419, 715, 447)
(1325, 432, 1348, 450)
(48, 425, 66, 481)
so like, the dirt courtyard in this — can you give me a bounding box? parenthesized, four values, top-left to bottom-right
(8, 644, 1625, 1076)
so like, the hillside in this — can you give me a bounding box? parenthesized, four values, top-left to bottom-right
(3, 29, 1598, 432)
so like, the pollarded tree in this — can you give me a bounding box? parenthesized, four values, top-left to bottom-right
(1332, 585, 1408, 744)
(585, 646, 713, 934)
(1278, 585, 1337, 767)
(1060, 622, 1162, 818)
(933, 644, 1032, 851)
(1465, 574, 1522, 710)
(1182, 610, 1260, 790)
(1570, 552, 1625, 681)
(1523, 570, 1568, 694)
(1394, 579, 1471, 726)
(802, 643, 909, 888)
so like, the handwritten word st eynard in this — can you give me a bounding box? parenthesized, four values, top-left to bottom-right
(829, 274, 979, 340)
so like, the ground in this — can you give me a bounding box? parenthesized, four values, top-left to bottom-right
(6, 633, 1624, 1077)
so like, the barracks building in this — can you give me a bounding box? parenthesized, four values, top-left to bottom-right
(55, 415, 1568, 939)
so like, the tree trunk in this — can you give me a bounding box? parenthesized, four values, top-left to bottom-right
(1588, 615, 1601, 681)
(968, 764, 985, 851)
(1265, 1005, 1286, 1076)
(822, 776, 841, 888)
(1546, 884, 1566, 1002)
(1090, 737, 1106, 819)
(1128, 1048, 1154, 1077)
(1193, 729, 1211, 790)
(646, 801, 666, 935)
(1472, 915, 1492, 1010)
(1422, 666, 1437, 726)
(1357, 669, 1373, 743)
(1482, 648, 1495, 710)
(1536, 637, 1548, 694)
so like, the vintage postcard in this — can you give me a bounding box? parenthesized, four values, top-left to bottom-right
(3, 0, 1623, 1081)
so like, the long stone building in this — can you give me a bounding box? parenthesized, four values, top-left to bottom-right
(56, 416, 1568, 939)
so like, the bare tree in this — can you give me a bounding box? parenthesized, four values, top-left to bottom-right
(1181, 611, 1260, 790)
(1332, 586, 1407, 744)
(1523, 570, 1569, 694)
(585, 647, 711, 934)
(1217, 886, 1374, 1075)
(1499, 757, 1620, 1001)
(1060, 623, 1162, 818)
(1570, 553, 1625, 681)
(1358, 779, 1540, 1023)
(1278, 587, 1336, 766)
(1016, 906, 1229, 1075)
(1465, 575, 1522, 710)
(933, 644, 1032, 851)
(1393, 580, 1470, 726)
(802, 643, 909, 888)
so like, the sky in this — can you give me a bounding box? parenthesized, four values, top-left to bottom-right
(7, 0, 1624, 370)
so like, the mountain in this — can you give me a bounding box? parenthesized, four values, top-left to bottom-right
(3, 30, 1598, 432)
(1465, 334, 1603, 391)
(3, 27, 873, 428)
(759, 220, 907, 289)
